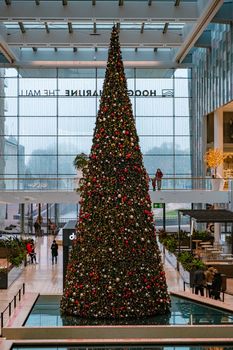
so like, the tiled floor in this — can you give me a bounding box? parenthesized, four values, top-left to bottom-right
(0, 235, 233, 315)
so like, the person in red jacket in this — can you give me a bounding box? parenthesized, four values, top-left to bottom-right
(155, 168, 163, 190)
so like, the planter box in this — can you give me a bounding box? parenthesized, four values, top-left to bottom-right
(179, 264, 195, 287)
(164, 248, 178, 270)
(162, 245, 194, 286)
(0, 264, 24, 289)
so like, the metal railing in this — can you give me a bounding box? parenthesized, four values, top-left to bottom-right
(0, 176, 231, 191)
(0, 283, 25, 331)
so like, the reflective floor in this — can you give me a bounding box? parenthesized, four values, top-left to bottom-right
(23, 295, 233, 326)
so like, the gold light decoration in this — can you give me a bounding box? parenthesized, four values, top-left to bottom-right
(204, 148, 225, 176)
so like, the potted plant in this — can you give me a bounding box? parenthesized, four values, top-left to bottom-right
(204, 148, 225, 190)
(0, 237, 27, 289)
(73, 153, 89, 190)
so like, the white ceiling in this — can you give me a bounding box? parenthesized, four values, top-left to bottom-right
(0, 0, 227, 67)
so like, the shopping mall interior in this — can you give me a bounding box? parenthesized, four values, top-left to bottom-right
(0, 0, 233, 349)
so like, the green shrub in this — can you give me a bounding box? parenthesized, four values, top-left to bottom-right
(177, 251, 205, 272)
(0, 237, 27, 267)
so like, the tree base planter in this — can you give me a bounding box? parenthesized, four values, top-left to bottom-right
(164, 248, 178, 270)
(178, 264, 195, 287)
(163, 247, 194, 286)
(0, 264, 24, 289)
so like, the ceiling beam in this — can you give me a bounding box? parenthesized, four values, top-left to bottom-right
(140, 22, 144, 34)
(18, 22, 26, 34)
(1, 49, 183, 68)
(174, 0, 181, 6)
(93, 22, 97, 34)
(0, 1, 199, 22)
(0, 33, 18, 63)
(174, 0, 224, 63)
(44, 22, 50, 33)
(163, 23, 169, 34)
(5, 29, 183, 47)
(68, 22, 73, 34)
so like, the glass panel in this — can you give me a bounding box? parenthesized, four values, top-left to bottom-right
(136, 78, 173, 97)
(173, 68, 191, 78)
(4, 155, 17, 174)
(175, 136, 191, 153)
(58, 136, 92, 155)
(174, 98, 191, 116)
(58, 98, 96, 116)
(58, 68, 95, 78)
(0, 117, 17, 135)
(58, 156, 76, 175)
(174, 79, 191, 97)
(136, 98, 173, 116)
(136, 68, 175, 78)
(21, 155, 58, 175)
(58, 117, 95, 136)
(19, 78, 57, 97)
(175, 117, 190, 135)
(58, 78, 96, 96)
(1, 78, 18, 97)
(136, 117, 173, 135)
(4, 137, 18, 155)
(143, 155, 174, 176)
(19, 98, 57, 116)
(175, 156, 192, 175)
(18, 136, 57, 155)
(5, 68, 18, 78)
(19, 117, 57, 136)
(18, 68, 56, 78)
(0, 97, 18, 116)
(139, 136, 174, 154)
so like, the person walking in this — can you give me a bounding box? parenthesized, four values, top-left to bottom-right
(156, 168, 163, 190)
(51, 239, 58, 264)
(34, 220, 41, 236)
(29, 239, 37, 264)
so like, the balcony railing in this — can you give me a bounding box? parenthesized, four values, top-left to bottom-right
(0, 176, 230, 191)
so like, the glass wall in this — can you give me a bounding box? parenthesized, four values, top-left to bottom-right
(0, 67, 192, 189)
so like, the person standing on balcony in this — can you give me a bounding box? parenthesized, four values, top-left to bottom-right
(156, 168, 163, 190)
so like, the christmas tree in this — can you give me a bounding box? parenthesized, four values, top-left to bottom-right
(61, 25, 170, 319)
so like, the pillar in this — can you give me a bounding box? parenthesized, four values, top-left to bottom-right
(214, 107, 224, 243)
(20, 203, 25, 235)
(214, 107, 224, 176)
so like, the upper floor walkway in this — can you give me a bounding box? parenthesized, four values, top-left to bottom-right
(0, 176, 232, 204)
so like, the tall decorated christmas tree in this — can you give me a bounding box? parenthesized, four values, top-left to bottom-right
(61, 26, 170, 319)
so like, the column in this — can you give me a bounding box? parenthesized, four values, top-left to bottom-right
(214, 107, 223, 176)
(20, 203, 25, 235)
(214, 107, 224, 243)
